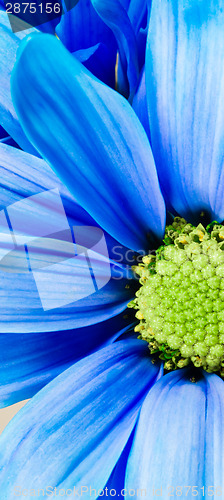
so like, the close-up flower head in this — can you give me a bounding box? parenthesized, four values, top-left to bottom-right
(0, 0, 224, 498)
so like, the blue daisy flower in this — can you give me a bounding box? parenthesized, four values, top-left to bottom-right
(1, 0, 224, 498)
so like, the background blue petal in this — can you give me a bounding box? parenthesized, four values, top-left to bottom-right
(56, 0, 117, 87)
(74, 42, 116, 87)
(56, 0, 116, 53)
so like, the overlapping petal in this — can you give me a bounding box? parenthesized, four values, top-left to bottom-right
(0, 341, 161, 498)
(146, 0, 224, 223)
(11, 34, 165, 251)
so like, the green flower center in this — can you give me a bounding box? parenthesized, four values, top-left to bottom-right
(128, 218, 224, 376)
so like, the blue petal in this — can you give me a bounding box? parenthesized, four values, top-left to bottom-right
(74, 42, 116, 87)
(146, 0, 224, 223)
(91, 0, 139, 99)
(119, 0, 130, 9)
(0, 12, 39, 155)
(0, 312, 131, 408)
(128, 0, 148, 35)
(0, 340, 160, 496)
(56, 0, 116, 54)
(126, 369, 222, 496)
(11, 34, 165, 251)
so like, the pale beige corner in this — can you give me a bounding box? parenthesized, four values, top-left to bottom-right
(0, 400, 30, 434)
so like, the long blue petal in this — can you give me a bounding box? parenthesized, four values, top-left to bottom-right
(146, 0, 224, 223)
(11, 34, 165, 251)
(0, 313, 131, 408)
(0, 340, 160, 497)
(0, 12, 39, 155)
(126, 369, 224, 498)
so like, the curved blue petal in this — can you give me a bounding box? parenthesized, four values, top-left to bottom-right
(125, 369, 224, 497)
(0, 12, 39, 155)
(91, 0, 139, 100)
(0, 312, 131, 408)
(11, 34, 165, 251)
(146, 0, 224, 223)
(0, 340, 160, 497)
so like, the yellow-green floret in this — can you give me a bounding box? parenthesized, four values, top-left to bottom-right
(128, 218, 224, 376)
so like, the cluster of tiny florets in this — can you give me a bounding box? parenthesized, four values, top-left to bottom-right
(128, 218, 224, 375)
